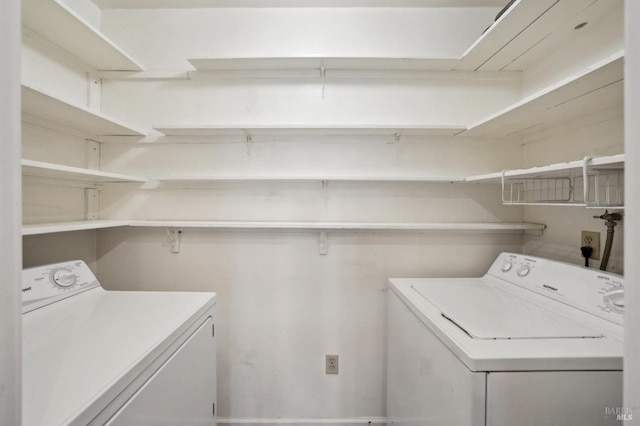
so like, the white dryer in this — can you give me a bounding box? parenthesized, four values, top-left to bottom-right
(22, 260, 217, 426)
(387, 252, 624, 426)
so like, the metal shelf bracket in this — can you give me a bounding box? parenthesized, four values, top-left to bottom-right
(167, 228, 182, 253)
(319, 231, 328, 255)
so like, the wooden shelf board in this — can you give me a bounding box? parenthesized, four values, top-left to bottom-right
(22, 220, 130, 236)
(456, 0, 610, 71)
(459, 51, 624, 138)
(22, 0, 143, 71)
(128, 220, 545, 232)
(188, 57, 459, 72)
(153, 125, 466, 137)
(153, 175, 464, 184)
(22, 85, 147, 137)
(22, 160, 147, 183)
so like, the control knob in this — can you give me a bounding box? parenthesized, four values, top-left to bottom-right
(52, 269, 77, 288)
(516, 265, 531, 277)
(501, 261, 513, 272)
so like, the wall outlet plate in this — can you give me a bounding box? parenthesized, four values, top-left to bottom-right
(326, 354, 338, 374)
(581, 231, 601, 260)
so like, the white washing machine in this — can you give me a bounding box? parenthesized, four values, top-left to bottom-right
(22, 260, 217, 426)
(387, 252, 624, 426)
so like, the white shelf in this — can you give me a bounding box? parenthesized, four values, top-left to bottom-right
(21, 219, 546, 236)
(22, 85, 147, 137)
(153, 175, 464, 184)
(127, 220, 546, 232)
(22, 220, 130, 236)
(466, 154, 625, 182)
(188, 57, 458, 72)
(22, 0, 143, 71)
(456, 0, 616, 71)
(22, 160, 147, 183)
(154, 125, 465, 137)
(466, 154, 625, 208)
(459, 51, 624, 138)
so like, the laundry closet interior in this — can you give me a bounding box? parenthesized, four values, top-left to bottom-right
(19, 0, 625, 424)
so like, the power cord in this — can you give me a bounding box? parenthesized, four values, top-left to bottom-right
(581, 246, 593, 267)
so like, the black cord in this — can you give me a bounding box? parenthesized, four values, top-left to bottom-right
(581, 246, 593, 267)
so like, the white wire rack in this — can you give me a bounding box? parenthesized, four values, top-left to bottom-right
(500, 156, 624, 208)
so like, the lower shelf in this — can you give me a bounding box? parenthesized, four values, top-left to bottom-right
(22, 220, 130, 235)
(22, 220, 546, 235)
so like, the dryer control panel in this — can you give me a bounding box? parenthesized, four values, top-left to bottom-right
(22, 260, 100, 313)
(488, 253, 624, 325)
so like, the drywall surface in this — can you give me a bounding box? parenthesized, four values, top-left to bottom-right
(23, 231, 98, 272)
(101, 7, 497, 70)
(97, 227, 523, 421)
(521, 109, 624, 274)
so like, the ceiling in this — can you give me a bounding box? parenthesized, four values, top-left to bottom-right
(92, 0, 507, 9)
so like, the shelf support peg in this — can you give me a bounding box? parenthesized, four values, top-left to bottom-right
(167, 228, 182, 253)
(319, 231, 328, 255)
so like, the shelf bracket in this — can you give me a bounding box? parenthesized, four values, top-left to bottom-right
(393, 132, 402, 144)
(321, 179, 329, 207)
(319, 231, 328, 255)
(167, 228, 182, 253)
(85, 140, 100, 171)
(320, 64, 327, 99)
(85, 188, 99, 220)
(244, 130, 253, 158)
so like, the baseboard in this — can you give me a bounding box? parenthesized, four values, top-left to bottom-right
(217, 417, 388, 425)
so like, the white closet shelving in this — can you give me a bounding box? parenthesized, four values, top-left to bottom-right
(22, 0, 144, 71)
(153, 175, 464, 184)
(466, 154, 624, 208)
(187, 57, 458, 72)
(455, 0, 617, 71)
(127, 220, 545, 232)
(21, 220, 545, 236)
(459, 51, 624, 138)
(22, 84, 147, 137)
(22, 220, 130, 236)
(22, 160, 147, 184)
(154, 125, 465, 137)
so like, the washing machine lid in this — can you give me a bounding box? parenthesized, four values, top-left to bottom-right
(412, 281, 603, 339)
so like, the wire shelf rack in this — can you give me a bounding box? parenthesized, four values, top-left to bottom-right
(501, 156, 624, 208)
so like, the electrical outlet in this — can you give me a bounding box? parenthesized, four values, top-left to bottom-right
(581, 231, 601, 260)
(326, 354, 339, 374)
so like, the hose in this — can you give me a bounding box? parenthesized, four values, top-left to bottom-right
(593, 211, 622, 271)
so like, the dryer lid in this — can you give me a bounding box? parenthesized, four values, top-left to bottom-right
(412, 281, 603, 339)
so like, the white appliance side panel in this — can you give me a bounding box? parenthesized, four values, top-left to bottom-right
(486, 371, 623, 426)
(106, 316, 217, 426)
(387, 290, 485, 426)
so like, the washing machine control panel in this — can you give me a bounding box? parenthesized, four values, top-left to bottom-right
(488, 253, 624, 325)
(22, 260, 100, 313)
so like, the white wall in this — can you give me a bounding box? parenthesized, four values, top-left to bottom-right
(101, 7, 498, 70)
(624, 0, 640, 420)
(0, 0, 22, 423)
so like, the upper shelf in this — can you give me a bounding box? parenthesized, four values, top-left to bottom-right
(154, 125, 465, 137)
(456, 0, 618, 71)
(458, 51, 624, 138)
(22, 0, 144, 71)
(22, 160, 147, 183)
(466, 154, 625, 182)
(153, 175, 464, 184)
(188, 57, 459, 72)
(22, 84, 148, 137)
